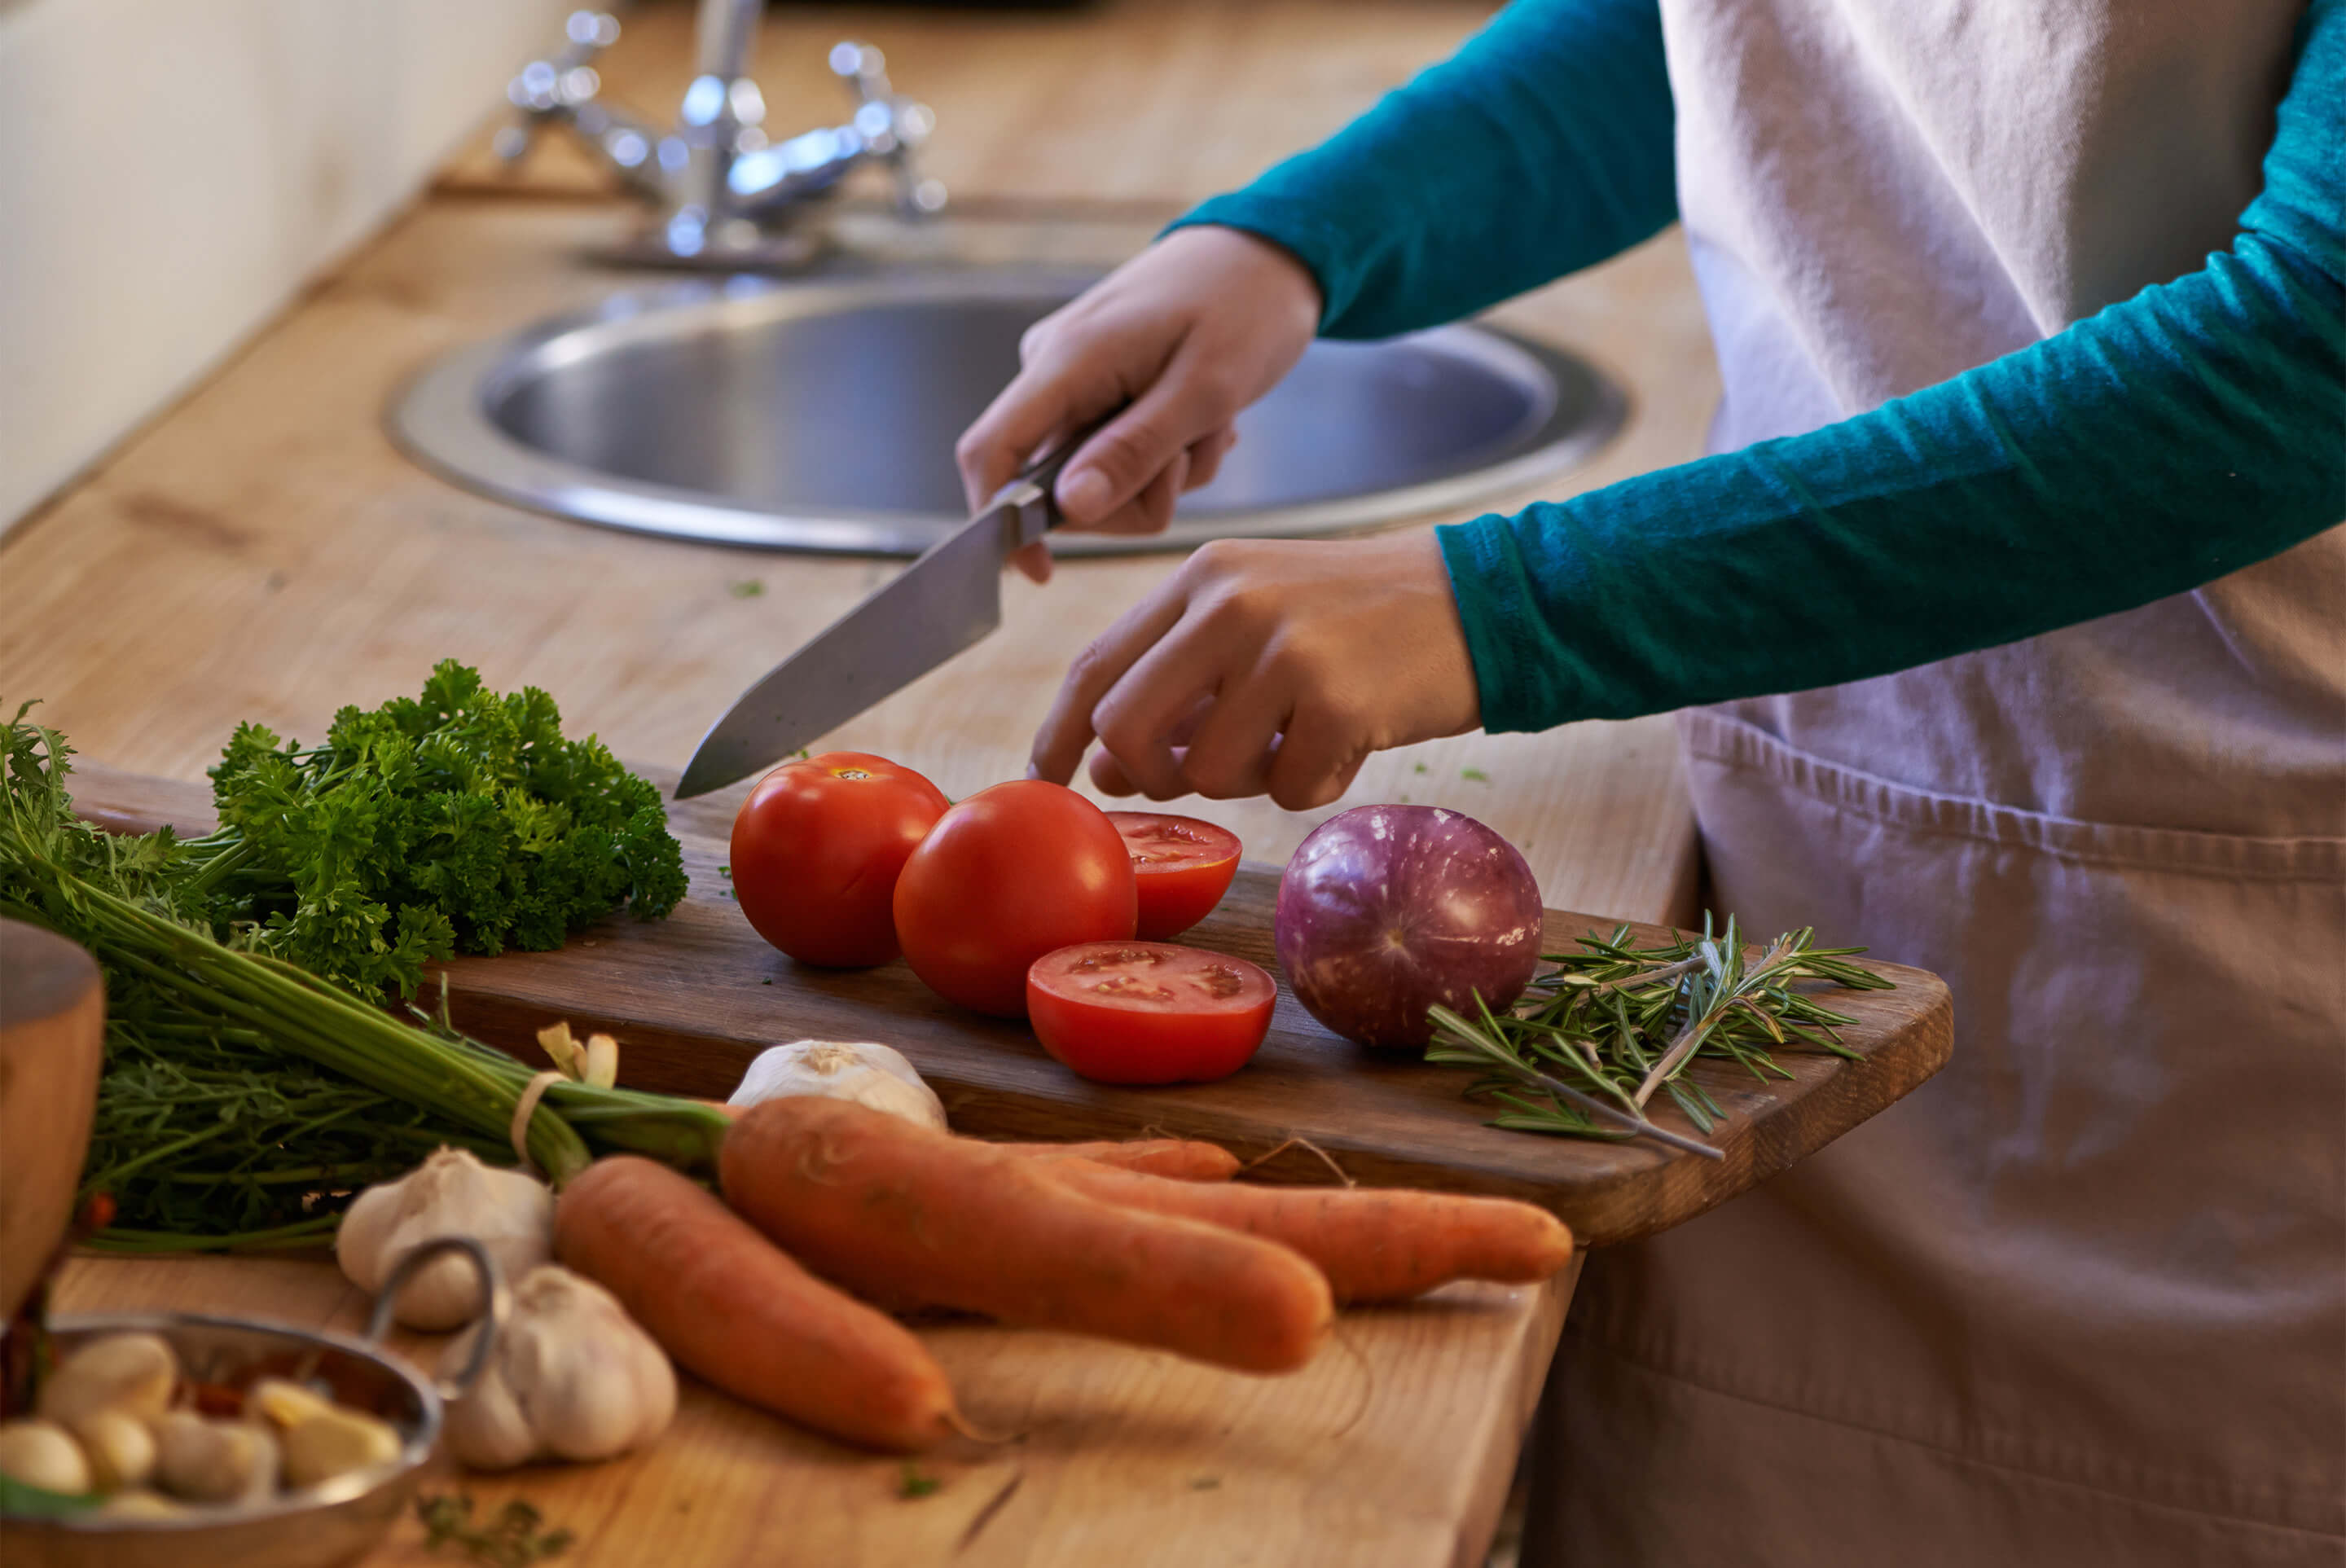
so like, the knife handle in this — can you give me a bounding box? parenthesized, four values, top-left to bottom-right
(991, 407, 1125, 534)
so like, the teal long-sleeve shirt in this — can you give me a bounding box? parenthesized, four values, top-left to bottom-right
(1171, 0, 2346, 732)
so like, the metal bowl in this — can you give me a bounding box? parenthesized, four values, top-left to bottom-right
(0, 1237, 503, 1568)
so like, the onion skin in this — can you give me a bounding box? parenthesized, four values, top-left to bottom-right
(1274, 805, 1544, 1051)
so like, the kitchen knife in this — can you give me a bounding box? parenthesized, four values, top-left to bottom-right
(674, 426, 1101, 800)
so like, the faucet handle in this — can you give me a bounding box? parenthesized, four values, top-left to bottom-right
(828, 42, 946, 217)
(495, 11, 624, 163)
(828, 41, 894, 101)
(561, 9, 623, 63)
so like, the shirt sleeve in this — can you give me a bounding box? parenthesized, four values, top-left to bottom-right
(1439, 0, 2346, 732)
(1163, 0, 1678, 340)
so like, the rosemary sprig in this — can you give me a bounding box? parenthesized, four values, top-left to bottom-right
(1426, 1001, 1726, 1160)
(1426, 916, 1893, 1155)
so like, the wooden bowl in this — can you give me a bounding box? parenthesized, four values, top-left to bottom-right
(0, 918, 104, 1322)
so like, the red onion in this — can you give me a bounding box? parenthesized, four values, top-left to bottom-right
(1273, 805, 1544, 1051)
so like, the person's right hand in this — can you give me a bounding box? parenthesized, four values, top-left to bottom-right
(955, 225, 1324, 582)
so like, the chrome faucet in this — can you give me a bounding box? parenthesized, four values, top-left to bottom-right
(495, 3, 943, 268)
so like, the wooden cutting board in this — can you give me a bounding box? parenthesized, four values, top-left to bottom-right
(69, 763, 1951, 1247)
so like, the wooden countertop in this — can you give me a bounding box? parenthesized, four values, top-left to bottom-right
(1, 2, 1728, 1563)
(54, 1252, 1575, 1568)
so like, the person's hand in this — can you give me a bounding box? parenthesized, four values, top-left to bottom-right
(956, 226, 1323, 583)
(1029, 531, 1483, 810)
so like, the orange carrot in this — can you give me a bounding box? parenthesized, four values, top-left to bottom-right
(1037, 1162, 1575, 1303)
(556, 1156, 960, 1452)
(989, 1137, 1240, 1181)
(702, 1101, 1236, 1181)
(718, 1099, 1333, 1373)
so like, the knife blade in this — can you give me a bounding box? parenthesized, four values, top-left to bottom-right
(674, 427, 1100, 799)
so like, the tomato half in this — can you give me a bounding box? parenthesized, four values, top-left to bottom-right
(731, 752, 950, 968)
(1026, 942, 1276, 1085)
(1106, 812, 1242, 940)
(893, 780, 1138, 1017)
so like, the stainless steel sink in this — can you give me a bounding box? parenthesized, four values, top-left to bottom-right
(390, 271, 1623, 556)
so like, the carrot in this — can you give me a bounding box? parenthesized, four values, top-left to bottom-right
(704, 1100, 1237, 1182)
(1036, 1162, 1575, 1304)
(718, 1099, 1333, 1373)
(988, 1137, 1240, 1181)
(706, 1093, 1235, 1182)
(555, 1156, 961, 1453)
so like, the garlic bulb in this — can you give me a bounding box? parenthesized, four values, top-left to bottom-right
(336, 1148, 553, 1330)
(439, 1265, 675, 1470)
(0, 1420, 91, 1496)
(727, 1039, 947, 1131)
(37, 1332, 178, 1429)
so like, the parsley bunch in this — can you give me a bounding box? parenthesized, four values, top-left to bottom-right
(180, 661, 687, 999)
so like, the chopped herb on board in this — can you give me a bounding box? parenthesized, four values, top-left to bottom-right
(416, 1494, 574, 1566)
(898, 1462, 942, 1499)
(1460, 766, 1490, 783)
(730, 579, 766, 598)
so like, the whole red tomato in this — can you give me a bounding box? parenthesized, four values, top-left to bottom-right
(1105, 813, 1242, 939)
(1026, 941, 1276, 1084)
(731, 752, 950, 968)
(893, 780, 1137, 1017)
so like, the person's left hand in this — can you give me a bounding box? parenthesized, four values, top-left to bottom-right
(1028, 530, 1483, 811)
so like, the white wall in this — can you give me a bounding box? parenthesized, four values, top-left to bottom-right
(0, 0, 569, 533)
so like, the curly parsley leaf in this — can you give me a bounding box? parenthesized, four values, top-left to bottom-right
(190, 661, 686, 998)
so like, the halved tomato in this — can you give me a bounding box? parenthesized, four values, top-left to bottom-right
(1026, 941, 1276, 1085)
(1105, 813, 1242, 940)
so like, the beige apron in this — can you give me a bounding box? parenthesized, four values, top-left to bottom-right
(1522, 2, 2346, 1561)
